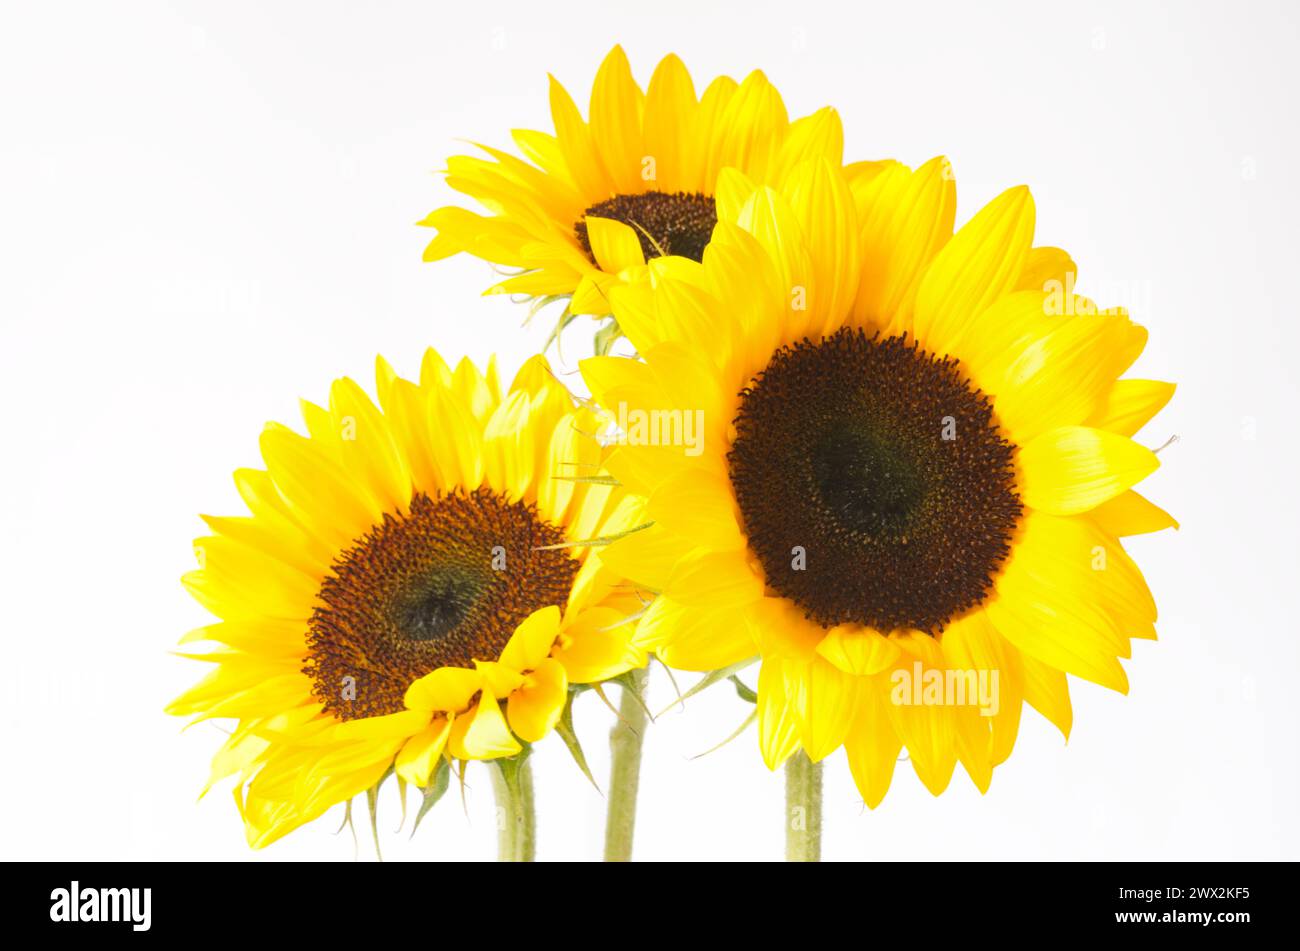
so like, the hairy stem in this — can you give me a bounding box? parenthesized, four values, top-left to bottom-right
(604, 667, 649, 862)
(490, 753, 536, 862)
(784, 750, 822, 862)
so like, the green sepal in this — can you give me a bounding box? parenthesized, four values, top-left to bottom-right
(540, 301, 579, 354)
(409, 757, 452, 839)
(554, 687, 601, 793)
(365, 765, 395, 861)
(490, 743, 533, 798)
(730, 675, 758, 704)
(532, 520, 654, 551)
(593, 317, 623, 356)
(691, 709, 758, 760)
(654, 657, 758, 717)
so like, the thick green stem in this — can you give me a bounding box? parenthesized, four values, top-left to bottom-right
(603, 667, 649, 862)
(490, 753, 536, 862)
(784, 750, 822, 862)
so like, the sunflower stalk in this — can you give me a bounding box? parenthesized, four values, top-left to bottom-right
(603, 667, 649, 862)
(490, 751, 536, 862)
(784, 751, 822, 862)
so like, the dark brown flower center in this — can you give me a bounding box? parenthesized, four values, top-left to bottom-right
(575, 191, 717, 265)
(303, 488, 578, 720)
(727, 329, 1022, 633)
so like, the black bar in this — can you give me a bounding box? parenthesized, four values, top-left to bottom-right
(4, 861, 1283, 938)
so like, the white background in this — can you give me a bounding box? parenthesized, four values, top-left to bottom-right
(2, 0, 1297, 861)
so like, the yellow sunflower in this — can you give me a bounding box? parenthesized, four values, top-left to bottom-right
(420, 45, 854, 328)
(168, 350, 647, 848)
(581, 156, 1176, 805)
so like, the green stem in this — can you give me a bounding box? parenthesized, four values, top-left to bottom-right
(784, 750, 822, 862)
(603, 667, 649, 862)
(490, 752, 536, 862)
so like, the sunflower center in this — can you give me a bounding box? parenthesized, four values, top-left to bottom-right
(575, 191, 717, 264)
(727, 329, 1022, 634)
(304, 488, 578, 720)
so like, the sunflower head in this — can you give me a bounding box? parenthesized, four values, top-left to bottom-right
(420, 45, 854, 347)
(584, 156, 1175, 805)
(169, 350, 649, 847)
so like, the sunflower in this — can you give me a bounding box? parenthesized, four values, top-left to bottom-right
(420, 45, 854, 331)
(168, 350, 647, 848)
(581, 156, 1176, 804)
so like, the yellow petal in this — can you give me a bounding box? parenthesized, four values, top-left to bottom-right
(474, 660, 526, 699)
(548, 73, 608, 198)
(327, 709, 430, 742)
(646, 466, 746, 551)
(844, 681, 902, 808)
(506, 657, 568, 743)
(642, 52, 696, 189)
(482, 389, 536, 500)
(1087, 490, 1179, 536)
(1020, 425, 1160, 515)
(712, 69, 787, 185)
(1087, 379, 1176, 437)
(664, 550, 764, 608)
(447, 695, 521, 760)
(584, 216, 647, 273)
(259, 424, 379, 546)
(773, 107, 844, 186)
(588, 45, 645, 194)
(912, 185, 1035, 348)
(734, 185, 818, 342)
(986, 514, 1130, 692)
(757, 657, 801, 770)
(569, 271, 616, 316)
(994, 313, 1148, 443)
(853, 156, 956, 329)
(882, 634, 960, 796)
(404, 666, 482, 713)
(328, 376, 411, 514)
(795, 656, 857, 762)
(394, 717, 452, 787)
(815, 626, 901, 676)
(183, 535, 316, 622)
(782, 157, 860, 336)
(682, 74, 737, 191)
(939, 610, 1023, 767)
(551, 606, 644, 683)
(499, 605, 562, 674)
(1015, 246, 1076, 292)
(1020, 650, 1072, 739)
(634, 595, 757, 672)
(597, 523, 685, 592)
(714, 166, 757, 223)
